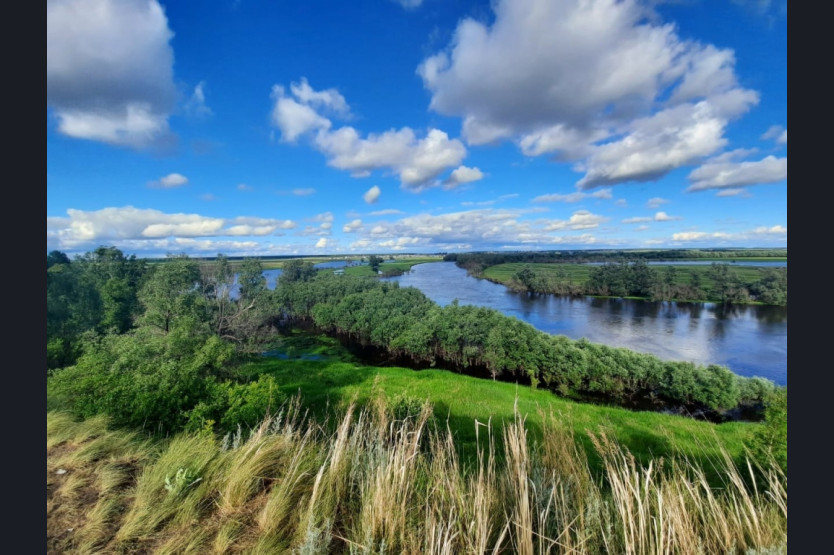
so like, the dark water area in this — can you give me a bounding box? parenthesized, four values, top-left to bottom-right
(384, 262, 787, 385)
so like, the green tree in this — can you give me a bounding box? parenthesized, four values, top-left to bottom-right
(238, 257, 267, 301)
(138, 254, 205, 334)
(279, 258, 317, 285)
(368, 255, 384, 273)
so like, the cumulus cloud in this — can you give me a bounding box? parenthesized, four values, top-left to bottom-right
(47, 0, 177, 148)
(315, 127, 467, 188)
(342, 219, 362, 232)
(576, 93, 757, 189)
(351, 207, 607, 251)
(419, 0, 759, 188)
(315, 238, 328, 248)
(271, 85, 333, 143)
(369, 208, 403, 216)
(647, 197, 668, 208)
(443, 166, 484, 189)
(270, 79, 467, 188)
(185, 81, 212, 117)
(148, 173, 188, 188)
(46, 206, 297, 251)
(686, 151, 787, 192)
(672, 224, 786, 242)
(363, 186, 382, 204)
(533, 188, 612, 203)
(622, 211, 681, 224)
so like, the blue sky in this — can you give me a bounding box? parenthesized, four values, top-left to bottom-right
(47, 0, 787, 257)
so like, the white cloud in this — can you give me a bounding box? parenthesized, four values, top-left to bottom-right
(622, 211, 681, 224)
(715, 188, 749, 197)
(419, 0, 759, 188)
(270, 80, 467, 188)
(761, 125, 787, 146)
(315, 127, 467, 188)
(349, 207, 608, 251)
(363, 185, 382, 204)
(292, 188, 316, 196)
(46, 206, 296, 250)
(271, 85, 332, 143)
(289, 77, 350, 116)
(615, 199, 628, 207)
(342, 219, 362, 232)
(686, 152, 787, 191)
(200, 193, 217, 202)
(148, 173, 188, 188)
(237, 183, 253, 191)
(369, 208, 403, 216)
(576, 92, 757, 189)
(297, 212, 334, 236)
(672, 225, 786, 242)
(541, 210, 609, 231)
(533, 188, 612, 203)
(654, 211, 679, 222)
(185, 81, 212, 117)
(315, 237, 328, 248)
(647, 197, 668, 208)
(444, 166, 484, 189)
(47, 0, 176, 148)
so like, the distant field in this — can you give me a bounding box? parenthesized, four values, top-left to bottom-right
(342, 257, 443, 276)
(238, 335, 755, 473)
(483, 262, 781, 290)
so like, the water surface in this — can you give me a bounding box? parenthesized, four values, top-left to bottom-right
(384, 262, 787, 385)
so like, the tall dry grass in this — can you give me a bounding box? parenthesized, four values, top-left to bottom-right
(47, 397, 786, 554)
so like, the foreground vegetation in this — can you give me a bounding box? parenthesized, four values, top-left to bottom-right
(47, 399, 787, 554)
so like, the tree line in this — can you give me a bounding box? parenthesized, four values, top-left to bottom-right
(506, 260, 787, 305)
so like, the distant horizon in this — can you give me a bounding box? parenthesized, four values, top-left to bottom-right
(49, 245, 787, 261)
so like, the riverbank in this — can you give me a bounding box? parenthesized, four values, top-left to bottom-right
(476, 262, 787, 306)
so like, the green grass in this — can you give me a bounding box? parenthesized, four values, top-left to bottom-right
(342, 257, 443, 276)
(482, 262, 780, 291)
(238, 334, 755, 474)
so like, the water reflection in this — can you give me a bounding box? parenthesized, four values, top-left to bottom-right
(385, 262, 787, 385)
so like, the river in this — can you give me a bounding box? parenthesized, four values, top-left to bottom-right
(382, 262, 787, 385)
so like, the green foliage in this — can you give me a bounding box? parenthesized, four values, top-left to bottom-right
(138, 254, 205, 334)
(238, 257, 267, 301)
(47, 246, 149, 369)
(749, 388, 787, 472)
(368, 254, 384, 273)
(49, 328, 236, 434)
(279, 258, 317, 285)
